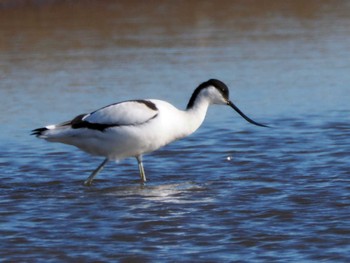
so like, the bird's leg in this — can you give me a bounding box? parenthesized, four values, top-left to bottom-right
(136, 156, 147, 183)
(84, 158, 109, 186)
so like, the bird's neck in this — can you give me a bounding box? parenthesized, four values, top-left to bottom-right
(184, 96, 210, 134)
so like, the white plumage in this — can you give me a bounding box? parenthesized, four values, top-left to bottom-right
(32, 79, 268, 185)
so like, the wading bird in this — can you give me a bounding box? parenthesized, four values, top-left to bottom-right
(32, 79, 268, 185)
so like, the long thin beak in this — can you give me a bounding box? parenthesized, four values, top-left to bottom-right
(228, 101, 269, 128)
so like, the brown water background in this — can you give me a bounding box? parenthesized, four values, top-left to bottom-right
(1, 1, 350, 262)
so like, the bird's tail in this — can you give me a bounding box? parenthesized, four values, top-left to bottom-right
(31, 122, 72, 140)
(32, 114, 87, 139)
(31, 127, 49, 137)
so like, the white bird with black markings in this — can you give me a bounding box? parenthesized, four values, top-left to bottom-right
(32, 79, 268, 185)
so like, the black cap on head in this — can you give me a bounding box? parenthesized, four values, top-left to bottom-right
(187, 79, 229, 109)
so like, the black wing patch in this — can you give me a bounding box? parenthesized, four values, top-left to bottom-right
(138, 100, 158, 111)
(70, 114, 112, 131)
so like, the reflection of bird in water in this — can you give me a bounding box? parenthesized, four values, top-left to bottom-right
(32, 79, 268, 185)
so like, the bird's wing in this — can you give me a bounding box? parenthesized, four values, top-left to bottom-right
(86, 100, 158, 125)
(75, 100, 158, 130)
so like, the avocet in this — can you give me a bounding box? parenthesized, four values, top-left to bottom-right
(32, 79, 268, 185)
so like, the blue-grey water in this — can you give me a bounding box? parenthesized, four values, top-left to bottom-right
(1, 1, 350, 262)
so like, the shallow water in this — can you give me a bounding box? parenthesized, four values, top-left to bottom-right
(1, 1, 350, 262)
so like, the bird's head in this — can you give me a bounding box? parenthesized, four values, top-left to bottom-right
(187, 79, 269, 127)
